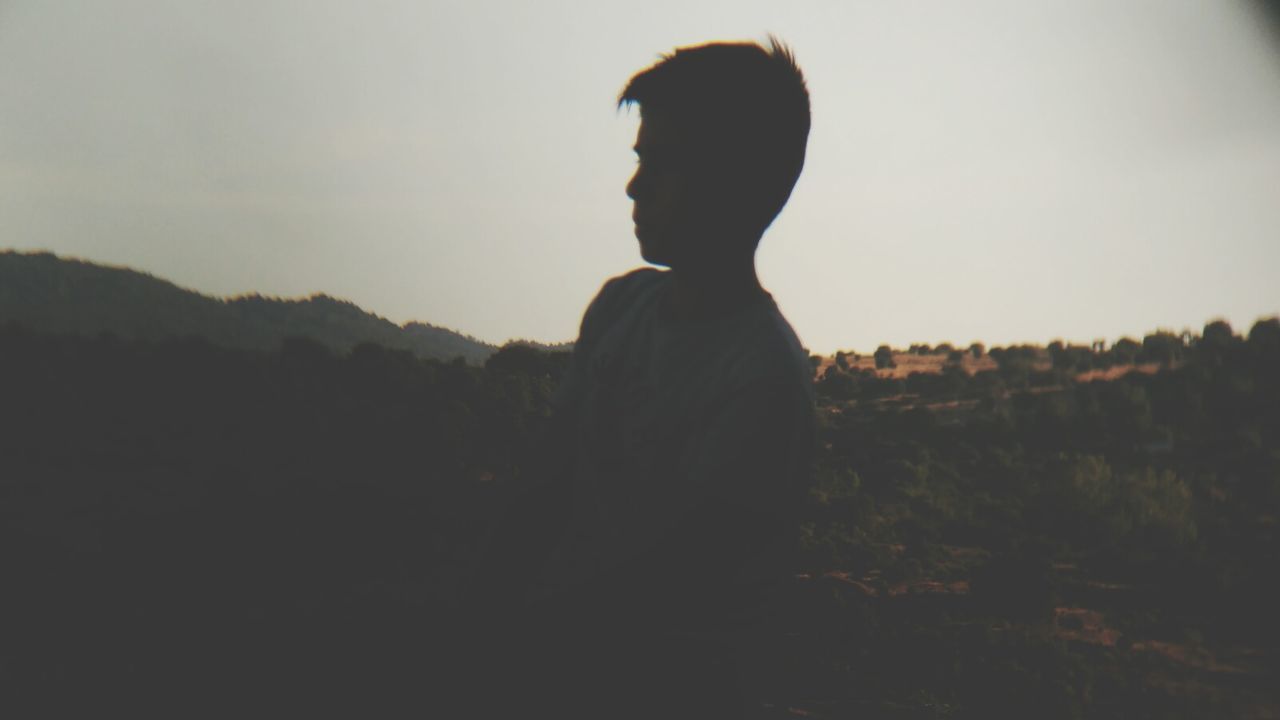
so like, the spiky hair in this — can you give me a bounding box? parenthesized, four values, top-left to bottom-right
(619, 37, 811, 232)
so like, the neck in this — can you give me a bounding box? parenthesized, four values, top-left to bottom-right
(663, 251, 765, 322)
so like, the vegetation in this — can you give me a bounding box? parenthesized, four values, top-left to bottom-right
(0, 264, 1277, 714)
(800, 318, 1280, 716)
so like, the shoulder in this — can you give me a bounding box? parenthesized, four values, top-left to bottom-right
(578, 267, 666, 338)
(571, 267, 666, 356)
(588, 267, 665, 315)
(723, 302, 815, 403)
(692, 302, 816, 441)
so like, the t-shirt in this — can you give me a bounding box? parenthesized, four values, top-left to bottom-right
(529, 267, 816, 635)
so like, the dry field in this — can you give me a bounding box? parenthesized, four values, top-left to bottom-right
(813, 351, 1002, 379)
(813, 351, 1166, 383)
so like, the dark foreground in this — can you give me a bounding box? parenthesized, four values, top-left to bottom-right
(2, 321, 1278, 717)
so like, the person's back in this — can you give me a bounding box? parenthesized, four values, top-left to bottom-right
(461, 38, 815, 719)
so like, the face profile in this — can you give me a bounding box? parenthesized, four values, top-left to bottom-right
(627, 108, 693, 267)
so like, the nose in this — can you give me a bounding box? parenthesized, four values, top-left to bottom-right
(626, 166, 643, 201)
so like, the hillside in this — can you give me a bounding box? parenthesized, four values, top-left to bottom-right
(0, 251, 497, 363)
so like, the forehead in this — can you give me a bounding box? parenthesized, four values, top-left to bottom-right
(633, 108, 685, 154)
(633, 107, 741, 171)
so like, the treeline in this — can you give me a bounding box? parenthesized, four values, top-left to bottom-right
(0, 317, 1277, 716)
(838, 326, 1218, 375)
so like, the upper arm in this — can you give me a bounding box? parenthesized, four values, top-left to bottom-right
(550, 272, 637, 413)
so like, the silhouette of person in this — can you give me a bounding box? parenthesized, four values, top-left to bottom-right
(459, 38, 815, 719)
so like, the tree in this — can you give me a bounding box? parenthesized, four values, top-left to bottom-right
(1047, 340, 1066, 369)
(1141, 331, 1184, 367)
(1110, 337, 1141, 365)
(817, 366, 858, 400)
(1202, 319, 1235, 347)
(1248, 317, 1280, 354)
(968, 342, 984, 359)
(874, 345, 896, 370)
(990, 345, 1035, 386)
(485, 342, 552, 378)
(1057, 345, 1094, 373)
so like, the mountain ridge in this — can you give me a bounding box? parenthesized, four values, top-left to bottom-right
(0, 250, 514, 364)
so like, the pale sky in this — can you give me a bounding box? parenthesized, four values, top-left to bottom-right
(2, 0, 1278, 354)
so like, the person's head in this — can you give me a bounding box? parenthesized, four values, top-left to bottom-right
(620, 38, 810, 269)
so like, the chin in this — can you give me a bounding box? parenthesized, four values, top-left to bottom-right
(637, 237, 673, 267)
(641, 253, 672, 268)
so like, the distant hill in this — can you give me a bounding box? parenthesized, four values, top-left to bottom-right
(0, 251, 498, 363)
